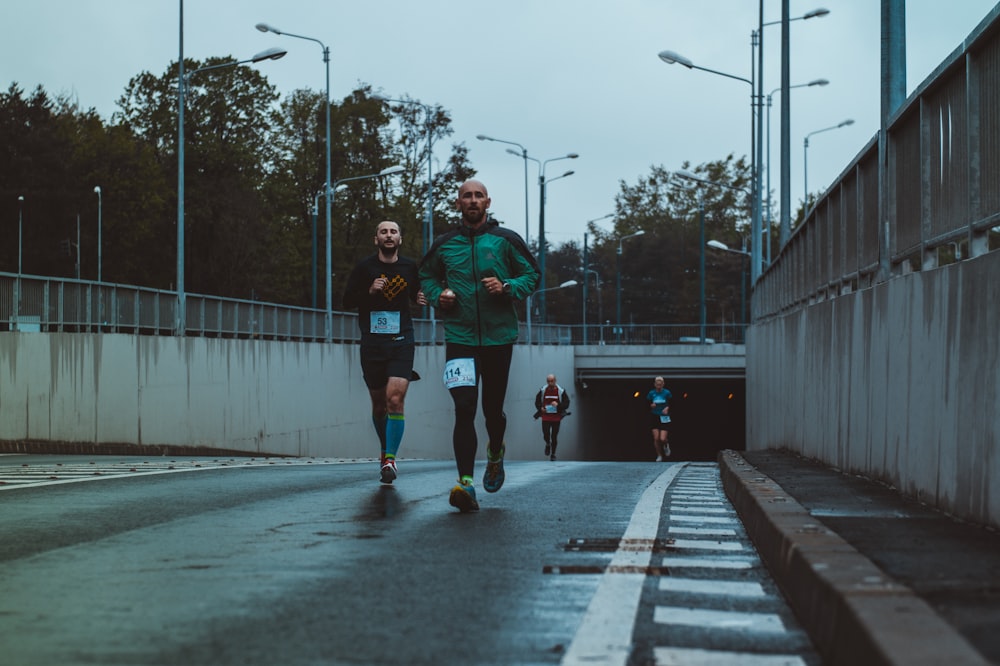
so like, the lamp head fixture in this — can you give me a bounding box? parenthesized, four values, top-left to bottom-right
(255, 22, 281, 35)
(94, 186, 101, 194)
(839, 119, 855, 128)
(658, 50, 693, 68)
(810, 78, 830, 87)
(251, 47, 287, 62)
(803, 8, 831, 19)
(379, 165, 406, 176)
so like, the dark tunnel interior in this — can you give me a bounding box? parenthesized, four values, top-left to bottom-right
(571, 377, 746, 462)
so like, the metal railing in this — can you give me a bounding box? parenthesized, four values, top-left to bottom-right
(0, 273, 744, 346)
(755, 6, 1000, 321)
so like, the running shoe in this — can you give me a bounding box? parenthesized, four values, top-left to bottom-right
(544, 444, 551, 456)
(550, 454, 557, 462)
(449, 480, 479, 512)
(664, 447, 671, 458)
(483, 443, 506, 493)
(380, 459, 397, 484)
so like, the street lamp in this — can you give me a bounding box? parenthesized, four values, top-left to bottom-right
(476, 135, 530, 243)
(804, 119, 854, 207)
(15, 195, 23, 327)
(324, 165, 405, 341)
(615, 230, 645, 343)
(311, 184, 328, 309)
(256, 21, 331, 320)
(93, 186, 102, 283)
(676, 169, 753, 337)
(755, 7, 831, 247)
(176, 44, 287, 335)
(658, 49, 762, 283)
(526, 279, 578, 345)
(583, 269, 604, 345)
(520, 151, 578, 323)
(708, 238, 750, 340)
(766, 79, 828, 261)
(581, 214, 613, 346)
(374, 95, 435, 257)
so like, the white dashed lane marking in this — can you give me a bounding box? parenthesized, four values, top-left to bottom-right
(0, 457, 346, 490)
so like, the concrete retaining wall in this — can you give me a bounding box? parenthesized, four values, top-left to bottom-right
(748, 250, 1000, 528)
(0, 334, 577, 462)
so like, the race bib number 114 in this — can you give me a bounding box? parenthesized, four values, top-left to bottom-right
(443, 357, 476, 389)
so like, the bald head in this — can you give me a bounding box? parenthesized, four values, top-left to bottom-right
(456, 179, 491, 227)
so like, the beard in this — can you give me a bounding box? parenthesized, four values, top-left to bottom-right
(462, 207, 486, 225)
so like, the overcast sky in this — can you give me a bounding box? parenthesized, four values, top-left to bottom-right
(5, 0, 998, 248)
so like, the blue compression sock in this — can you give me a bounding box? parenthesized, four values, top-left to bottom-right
(385, 413, 405, 458)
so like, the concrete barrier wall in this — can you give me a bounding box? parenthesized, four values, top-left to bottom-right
(748, 250, 1000, 528)
(0, 334, 577, 462)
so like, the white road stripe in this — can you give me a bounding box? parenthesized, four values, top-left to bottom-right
(670, 538, 744, 551)
(653, 647, 807, 665)
(669, 526, 736, 536)
(654, 607, 787, 633)
(561, 464, 684, 666)
(662, 556, 757, 569)
(658, 578, 765, 597)
(670, 514, 736, 524)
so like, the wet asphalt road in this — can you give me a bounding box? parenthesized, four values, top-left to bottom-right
(0, 455, 818, 665)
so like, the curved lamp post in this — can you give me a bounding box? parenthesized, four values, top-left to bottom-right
(756, 7, 831, 247)
(676, 169, 753, 336)
(176, 45, 287, 335)
(477, 134, 531, 243)
(581, 213, 613, 345)
(517, 151, 578, 323)
(374, 95, 435, 257)
(615, 230, 645, 343)
(526, 279, 578, 345)
(658, 48, 762, 283)
(256, 21, 331, 321)
(324, 165, 405, 341)
(804, 119, 854, 206)
(708, 238, 751, 341)
(766, 78, 828, 258)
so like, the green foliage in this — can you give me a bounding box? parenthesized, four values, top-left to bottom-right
(3, 62, 747, 327)
(541, 155, 753, 326)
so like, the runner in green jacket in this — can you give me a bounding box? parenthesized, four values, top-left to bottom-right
(419, 179, 540, 511)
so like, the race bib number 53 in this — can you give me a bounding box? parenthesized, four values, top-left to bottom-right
(443, 357, 476, 389)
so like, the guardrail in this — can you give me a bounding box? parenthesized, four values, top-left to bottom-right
(0, 273, 745, 346)
(755, 6, 1000, 320)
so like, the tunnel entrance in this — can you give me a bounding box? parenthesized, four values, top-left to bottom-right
(573, 377, 745, 462)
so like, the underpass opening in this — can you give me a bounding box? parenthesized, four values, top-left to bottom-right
(573, 377, 745, 462)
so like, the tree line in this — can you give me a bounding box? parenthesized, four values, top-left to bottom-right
(1, 57, 769, 327)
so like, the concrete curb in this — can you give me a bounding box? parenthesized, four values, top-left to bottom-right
(718, 449, 988, 666)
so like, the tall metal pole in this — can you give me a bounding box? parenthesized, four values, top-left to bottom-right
(582, 232, 588, 345)
(755, 0, 765, 279)
(176, 0, 186, 334)
(615, 244, 622, 343)
(699, 201, 706, 344)
(15, 196, 23, 327)
(780, 0, 791, 247)
(323, 45, 332, 340)
(538, 173, 547, 322)
(94, 186, 102, 283)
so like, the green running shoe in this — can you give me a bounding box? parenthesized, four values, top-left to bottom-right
(483, 443, 506, 493)
(449, 480, 479, 512)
